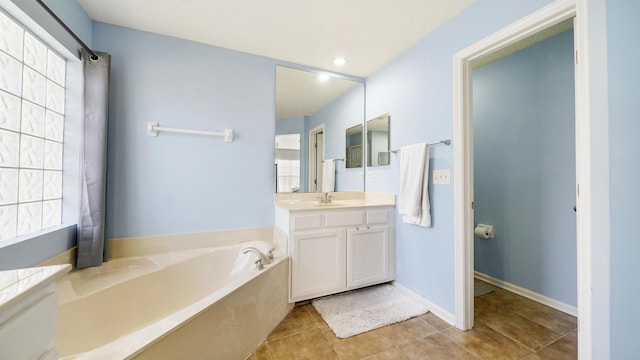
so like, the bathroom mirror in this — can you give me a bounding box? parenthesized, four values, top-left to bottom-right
(275, 66, 365, 193)
(345, 124, 363, 168)
(366, 114, 390, 167)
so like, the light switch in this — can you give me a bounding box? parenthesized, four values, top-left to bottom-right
(432, 169, 451, 185)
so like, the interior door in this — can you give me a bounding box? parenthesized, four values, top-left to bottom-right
(315, 132, 324, 192)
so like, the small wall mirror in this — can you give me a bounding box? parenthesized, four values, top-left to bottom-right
(345, 124, 363, 168)
(367, 114, 390, 167)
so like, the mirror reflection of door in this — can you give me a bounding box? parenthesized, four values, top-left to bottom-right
(312, 131, 324, 192)
(275, 134, 301, 193)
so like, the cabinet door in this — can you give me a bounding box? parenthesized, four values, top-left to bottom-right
(291, 228, 346, 301)
(346, 225, 390, 289)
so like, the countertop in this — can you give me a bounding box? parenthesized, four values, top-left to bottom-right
(274, 191, 395, 211)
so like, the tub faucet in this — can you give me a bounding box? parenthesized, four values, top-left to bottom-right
(242, 247, 270, 270)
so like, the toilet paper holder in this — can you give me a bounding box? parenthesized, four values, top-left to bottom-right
(474, 224, 495, 239)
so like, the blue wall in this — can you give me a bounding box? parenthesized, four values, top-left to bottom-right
(92, 23, 276, 238)
(308, 84, 365, 191)
(473, 31, 576, 306)
(276, 116, 308, 192)
(365, 0, 554, 314)
(608, 0, 640, 357)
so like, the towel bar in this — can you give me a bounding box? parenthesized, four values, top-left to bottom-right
(147, 122, 234, 142)
(389, 139, 450, 153)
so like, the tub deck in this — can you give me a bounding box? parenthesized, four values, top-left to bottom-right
(56, 241, 291, 359)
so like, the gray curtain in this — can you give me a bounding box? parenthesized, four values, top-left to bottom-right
(76, 50, 111, 269)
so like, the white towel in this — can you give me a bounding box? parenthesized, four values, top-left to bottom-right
(322, 159, 336, 192)
(398, 143, 431, 227)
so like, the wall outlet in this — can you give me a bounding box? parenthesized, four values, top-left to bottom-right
(367, 171, 374, 182)
(432, 169, 451, 185)
(358, 171, 364, 183)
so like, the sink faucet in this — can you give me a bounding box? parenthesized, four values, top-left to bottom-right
(242, 247, 270, 270)
(318, 192, 333, 204)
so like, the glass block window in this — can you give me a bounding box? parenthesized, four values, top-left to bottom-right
(0, 11, 66, 241)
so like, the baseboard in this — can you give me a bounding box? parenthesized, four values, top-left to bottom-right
(390, 281, 456, 326)
(474, 271, 577, 317)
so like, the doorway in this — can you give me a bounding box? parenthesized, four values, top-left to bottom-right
(472, 24, 577, 313)
(452, 0, 590, 357)
(309, 125, 324, 192)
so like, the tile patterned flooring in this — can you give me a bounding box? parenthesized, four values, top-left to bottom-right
(248, 280, 577, 360)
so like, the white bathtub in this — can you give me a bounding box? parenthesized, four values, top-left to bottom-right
(55, 240, 290, 359)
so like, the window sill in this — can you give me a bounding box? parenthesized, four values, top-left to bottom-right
(0, 224, 77, 250)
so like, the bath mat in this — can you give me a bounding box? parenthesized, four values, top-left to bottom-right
(474, 283, 494, 297)
(311, 284, 428, 338)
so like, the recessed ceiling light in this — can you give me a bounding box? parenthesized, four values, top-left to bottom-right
(318, 73, 330, 82)
(333, 57, 346, 66)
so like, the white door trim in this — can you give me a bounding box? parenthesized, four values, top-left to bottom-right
(452, 0, 591, 358)
(309, 124, 325, 192)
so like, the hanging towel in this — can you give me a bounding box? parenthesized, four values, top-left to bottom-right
(398, 143, 431, 227)
(322, 159, 336, 192)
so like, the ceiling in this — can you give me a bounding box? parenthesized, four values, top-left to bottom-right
(77, 0, 475, 78)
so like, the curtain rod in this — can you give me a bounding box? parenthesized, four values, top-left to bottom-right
(35, 0, 99, 61)
(389, 139, 451, 153)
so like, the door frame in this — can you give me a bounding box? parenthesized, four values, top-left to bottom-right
(453, 0, 592, 358)
(309, 124, 325, 192)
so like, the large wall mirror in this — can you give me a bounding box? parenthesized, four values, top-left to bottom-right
(275, 66, 365, 193)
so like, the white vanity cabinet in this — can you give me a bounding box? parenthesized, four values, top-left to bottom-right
(276, 205, 395, 302)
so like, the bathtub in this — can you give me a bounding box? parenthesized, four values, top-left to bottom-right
(55, 240, 291, 359)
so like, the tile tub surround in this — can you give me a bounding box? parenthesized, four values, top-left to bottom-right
(108, 226, 275, 258)
(0, 264, 71, 360)
(55, 240, 290, 359)
(36, 227, 276, 269)
(248, 280, 577, 360)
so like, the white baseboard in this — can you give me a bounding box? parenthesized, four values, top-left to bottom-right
(391, 281, 456, 325)
(474, 271, 577, 317)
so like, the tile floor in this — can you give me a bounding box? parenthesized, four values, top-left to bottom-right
(249, 280, 577, 360)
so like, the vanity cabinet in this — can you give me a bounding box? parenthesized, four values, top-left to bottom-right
(276, 205, 395, 302)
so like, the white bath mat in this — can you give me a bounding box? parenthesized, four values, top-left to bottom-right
(311, 284, 429, 338)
